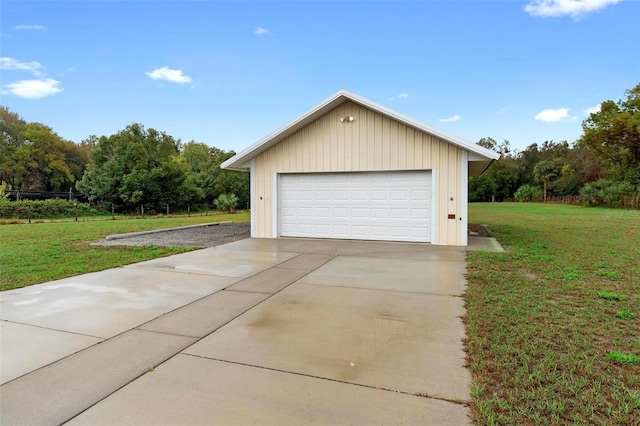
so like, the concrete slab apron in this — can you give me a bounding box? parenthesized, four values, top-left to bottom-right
(183, 249, 471, 402)
(2, 239, 472, 425)
(186, 282, 470, 401)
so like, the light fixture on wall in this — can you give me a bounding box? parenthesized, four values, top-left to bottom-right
(340, 115, 354, 123)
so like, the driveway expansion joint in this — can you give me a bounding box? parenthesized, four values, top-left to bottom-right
(298, 281, 467, 298)
(222, 288, 274, 295)
(0, 319, 105, 340)
(181, 354, 471, 407)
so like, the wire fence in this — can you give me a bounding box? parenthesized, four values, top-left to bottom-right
(545, 195, 640, 209)
(6, 190, 88, 202)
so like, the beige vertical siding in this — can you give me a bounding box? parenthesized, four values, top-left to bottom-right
(252, 101, 465, 245)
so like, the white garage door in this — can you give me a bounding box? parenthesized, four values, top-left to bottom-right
(279, 171, 432, 243)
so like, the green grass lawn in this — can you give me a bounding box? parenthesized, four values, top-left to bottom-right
(0, 212, 250, 291)
(466, 203, 640, 425)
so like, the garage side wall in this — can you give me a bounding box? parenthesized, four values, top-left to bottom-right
(252, 101, 465, 245)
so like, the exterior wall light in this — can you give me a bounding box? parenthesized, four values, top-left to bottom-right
(340, 115, 354, 123)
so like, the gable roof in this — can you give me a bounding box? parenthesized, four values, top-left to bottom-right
(221, 89, 499, 174)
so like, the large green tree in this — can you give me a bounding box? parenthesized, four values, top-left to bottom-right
(77, 123, 185, 212)
(580, 83, 640, 184)
(196, 147, 249, 209)
(178, 141, 249, 208)
(21, 123, 74, 191)
(0, 107, 82, 192)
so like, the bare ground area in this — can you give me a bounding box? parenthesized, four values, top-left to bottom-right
(93, 222, 251, 248)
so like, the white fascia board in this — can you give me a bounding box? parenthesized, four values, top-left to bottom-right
(430, 168, 438, 245)
(460, 152, 469, 246)
(272, 173, 279, 237)
(249, 159, 256, 237)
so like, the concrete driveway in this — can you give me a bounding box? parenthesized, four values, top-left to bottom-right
(1, 238, 471, 425)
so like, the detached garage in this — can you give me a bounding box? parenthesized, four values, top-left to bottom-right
(221, 90, 498, 246)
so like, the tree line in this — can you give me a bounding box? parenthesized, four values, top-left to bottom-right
(470, 83, 640, 208)
(0, 108, 248, 214)
(2, 83, 638, 213)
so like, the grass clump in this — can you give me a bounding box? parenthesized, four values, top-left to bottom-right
(595, 269, 620, 279)
(598, 290, 627, 301)
(616, 310, 635, 319)
(606, 350, 639, 365)
(562, 267, 584, 281)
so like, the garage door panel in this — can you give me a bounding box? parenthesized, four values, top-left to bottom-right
(352, 208, 368, 218)
(315, 207, 331, 218)
(390, 190, 408, 201)
(371, 209, 388, 219)
(390, 209, 409, 219)
(314, 224, 331, 234)
(370, 191, 388, 201)
(279, 171, 431, 243)
(410, 189, 430, 200)
(351, 225, 367, 236)
(298, 190, 313, 201)
(370, 226, 388, 237)
(333, 207, 349, 218)
(411, 227, 429, 238)
(332, 224, 349, 235)
(352, 190, 368, 201)
(280, 207, 296, 217)
(316, 190, 331, 201)
(411, 208, 430, 220)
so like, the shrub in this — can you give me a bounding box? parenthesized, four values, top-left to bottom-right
(514, 184, 535, 202)
(214, 193, 238, 214)
(0, 199, 102, 219)
(579, 179, 636, 207)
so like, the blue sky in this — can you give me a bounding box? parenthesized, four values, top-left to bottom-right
(1, 0, 638, 153)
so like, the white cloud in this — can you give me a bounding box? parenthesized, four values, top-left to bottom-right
(254, 27, 270, 35)
(524, 0, 622, 19)
(438, 115, 461, 123)
(534, 108, 577, 122)
(390, 93, 409, 101)
(0, 57, 42, 75)
(584, 104, 601, 114)
(13, 24, 48, 31)
(145, 67, 193, 84)
(2, 78, 62, 99)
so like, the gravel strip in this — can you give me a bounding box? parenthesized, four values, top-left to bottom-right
(93, 222, 251, 248)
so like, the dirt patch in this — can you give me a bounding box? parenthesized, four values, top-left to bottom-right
(468, 223, 493, 237)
